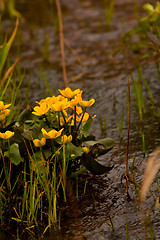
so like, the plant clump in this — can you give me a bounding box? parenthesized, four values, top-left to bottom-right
(0, 87, 114, 238)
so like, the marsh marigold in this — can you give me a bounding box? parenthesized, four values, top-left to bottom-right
(32, 102, 50, 116)
(0, 130, 14, 139)
(41, 128, 64, 139)
(33, 138, 46, 147)
(61, 135, 72, 144)
(0, 101, 11, 121)
(59, 87, 82, 99)
(79, 99, 95, 108)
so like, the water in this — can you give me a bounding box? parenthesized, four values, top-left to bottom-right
(1, 0, 160, 239)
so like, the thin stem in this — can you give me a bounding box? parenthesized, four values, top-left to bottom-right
(55, 0, 67, 87)
(58, 112, 60, 129)
(72, 106, 77, 144)
(61, 110, 67, 125)
(76, 107, 86, 132)
(44, 115, 50, 128)
(74, 106, 76, 133)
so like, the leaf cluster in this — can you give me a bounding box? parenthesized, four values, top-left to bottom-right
(120, 2, 160, 60)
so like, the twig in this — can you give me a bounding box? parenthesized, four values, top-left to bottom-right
(55, 0, 68, 87)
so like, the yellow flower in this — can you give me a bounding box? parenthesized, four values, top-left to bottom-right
(41, 128, 64, 139)
(37, 96, 58, 106)
(69, 93, 82, 107)
(81, 112, 89, 122)
(60, 116, 65, 126)
(57, 95, 66, 101)
(0, 101, 11, 110)
(70, 105, 83, 115)
(0, 130, 14, 139)
(67, 115, 74, 125)
(0, 101, 11, 121)
(79, 98, 95, 107)
(61, 135, 72, 144)
(59, 87, 82, 99)
(78, 113, 96, 122)
(33, 138, 46, 147)
(76, 106, 83, 115)
(83, 147, 89, 154)
(51, 98, 70, 112)
(59, 113, 68, 126)
(32, 102, 50, 116)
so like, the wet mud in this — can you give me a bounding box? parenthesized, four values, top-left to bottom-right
(1, 0, 160, 239)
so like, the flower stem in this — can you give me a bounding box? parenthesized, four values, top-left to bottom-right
(72, 106, 77, 144)
(58, 112, 60, 129)
(76, 107, 86, 132)
(61, 110, 67, 125)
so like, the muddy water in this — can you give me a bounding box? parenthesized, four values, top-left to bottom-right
(2, 0, 160, 239)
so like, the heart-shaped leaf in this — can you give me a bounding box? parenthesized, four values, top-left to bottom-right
(66, 142, 84, 158)
(4, 143, 22, 165)
(80, 116, 93, 135)
(22, 126, 42, 140)
(82, 137, 115, 156)
(16, 108, 34, 125)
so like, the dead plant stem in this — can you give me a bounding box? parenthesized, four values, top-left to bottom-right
(55, 0, 68, 87)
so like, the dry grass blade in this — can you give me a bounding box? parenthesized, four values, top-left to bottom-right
(141, 146, 160, 203)
(0, 58, 20, 88)
(0, 18, 19, 77)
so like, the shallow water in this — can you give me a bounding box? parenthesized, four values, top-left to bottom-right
(1, 0, 160, 239)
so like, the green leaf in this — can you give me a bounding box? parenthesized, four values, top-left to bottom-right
(22, 126, 42, 140)
(0, 19, 18, 77)
(143, 3, 154, 14)
(98, 138, 115, 150)
(4, 143, 22, 165)
(16, 108, 34, 125)
(66, 142, 84, 158)
(82, 137, 115, 155)
(80, 116, 93, 135)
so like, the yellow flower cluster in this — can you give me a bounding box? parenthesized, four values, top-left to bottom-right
(0, 101, 11, 121)
(0, 101, 14, 140)
(32, 87, 96, 148)
(32, 87, 95, 123)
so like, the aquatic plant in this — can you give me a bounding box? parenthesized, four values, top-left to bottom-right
(0, 0, 24, 20)
(121, 2, 160, 62)
(104, 0, 115, 26)
(0, 87, 114, 237)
